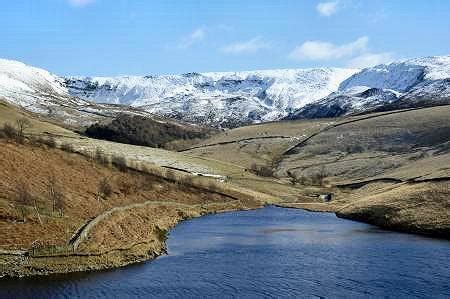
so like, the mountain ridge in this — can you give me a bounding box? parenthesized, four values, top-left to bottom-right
(1, 55, 449, 128)
(65, 67, 358, 127)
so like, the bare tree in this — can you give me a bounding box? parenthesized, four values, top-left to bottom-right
(15, 180, 33, 222)
(311, 166, 328, 186)
(15, 118, 32, 138)
(47, 174, 65, 216)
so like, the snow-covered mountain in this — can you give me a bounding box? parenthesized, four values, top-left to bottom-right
(0, 59, 161, 126)
(1, 55, 449, 128)
(0, 58, 75, 110)
(65, 68, 358, 127)
(288, 55, 450, 119)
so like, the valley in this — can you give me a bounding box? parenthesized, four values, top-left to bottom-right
(0, 55, 449, 278)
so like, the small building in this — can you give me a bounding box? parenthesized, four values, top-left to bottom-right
(319, 193, 333, 202)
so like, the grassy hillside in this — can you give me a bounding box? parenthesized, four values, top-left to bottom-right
(0, 133, 267, 276)
(185, 105, 450, 237)
(1, 99, 448, 278)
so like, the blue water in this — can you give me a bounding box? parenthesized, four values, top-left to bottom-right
(1, 206, 449, 298)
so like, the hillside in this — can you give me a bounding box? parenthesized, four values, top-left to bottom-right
(184, 105, 450, 237)
(0, 105, 271, 277)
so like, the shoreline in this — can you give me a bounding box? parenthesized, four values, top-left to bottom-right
(0, 203, 265, 278)
(1, 201, 449, 279)
(276, 202, 450, 240)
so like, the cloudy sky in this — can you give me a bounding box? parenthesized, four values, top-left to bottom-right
(1, 0, 449, 75)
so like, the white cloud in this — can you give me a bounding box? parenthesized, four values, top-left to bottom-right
(179, 27, 206, 49)
(288, 36, 393, 68)
(316, 1, 339, 17)
(289, 36, 368, 61)
(347, 52, 394, 68)
(221, 37, 271, 54)
(68, 0, 95, 7)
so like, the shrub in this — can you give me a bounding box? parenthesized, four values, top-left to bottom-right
(165, 169, 177, 183)
(154, 226, 167, 242)
(94, 148, 109, 165)
(3, 123, 19, 139)
(42, 137, 57, 148)
(46, 175, 65, 216)
(111, 155, 127, 172)
(98, 178, 113, 199)
(179, 175, 194, 189)
(60, 143, 74, 152)
(250, 162, 274, 177)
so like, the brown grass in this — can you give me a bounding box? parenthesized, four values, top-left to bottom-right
(0, 140, 256, 250)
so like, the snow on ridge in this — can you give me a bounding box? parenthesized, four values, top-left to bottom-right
(339, 55, 450, 93)
(65, 67, 359, 124)
(0, 58, 68, 95)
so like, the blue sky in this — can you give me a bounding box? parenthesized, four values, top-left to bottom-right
(1, 0, 449, 76)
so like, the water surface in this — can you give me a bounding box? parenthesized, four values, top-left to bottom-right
(1, 206, 449, 298)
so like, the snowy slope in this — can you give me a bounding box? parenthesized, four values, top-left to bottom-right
(65, 68, 358, 127)
(339, 55, 450, 92)
(0, 59, 159, 126)
(288, 55, 450, 119)
(0, 59, 76, 112)
(2, 55, 449, 127)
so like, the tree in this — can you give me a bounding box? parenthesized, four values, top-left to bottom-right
(47, 174, 65, 216)
(15, 180, 33, 222)
(311, 166, 328, 186)
(15, 118, 32, 138)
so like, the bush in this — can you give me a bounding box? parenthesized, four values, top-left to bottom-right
(250, 162, 274, 177)
(154, 226, 167, 242)
(2, 123, 19, 139)
(165, 169, 177, 183)
(111, 155, 127, 172)
(179, 175, 194, 189)
(94, 148, 109, 165)
(98, 178, 113, 199)
(34, 136, 57, 148)
(60, 143, 74, 152)
(41, 137, 57, 148)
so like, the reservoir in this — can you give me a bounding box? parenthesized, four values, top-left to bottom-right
(1, 206, 449, 298)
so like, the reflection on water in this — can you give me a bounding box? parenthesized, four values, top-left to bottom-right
(1, 206, 449, 298)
